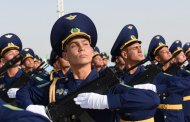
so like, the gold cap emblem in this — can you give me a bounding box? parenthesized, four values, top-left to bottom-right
(66, 15, 77, 20)
(5, 34, 13, 38)
(156, 36, 160, 39)
(24, 48, 29, 51)
(128, 25, 133, 30)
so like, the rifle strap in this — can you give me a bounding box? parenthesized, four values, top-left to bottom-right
(49, 77, 59, 103)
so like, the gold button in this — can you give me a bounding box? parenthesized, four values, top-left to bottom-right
(164, 115, 167, 119)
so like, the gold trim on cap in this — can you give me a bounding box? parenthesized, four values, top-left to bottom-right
(172, 47, 182, 55)
(153, 44, 167, 55)
(1, 43, 20, 56)
(120, 39, 138, 50)
(61, 32, 91, 50)
(102, 56, 107, 59)
(185, 48, 190, 56)
(93, 52, 100, 58)
(22, 53, 33, 61)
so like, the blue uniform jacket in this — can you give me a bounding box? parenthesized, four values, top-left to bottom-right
(175, 68, 190, 122)
(0, 68, 23, 91)
(0, 99, 50, 122)
(123, 65, 190, 122)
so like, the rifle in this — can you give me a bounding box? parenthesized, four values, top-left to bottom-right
(0, 61, 47, 104)
(126, 50, 181, 86)
(47, 68, 121, 122)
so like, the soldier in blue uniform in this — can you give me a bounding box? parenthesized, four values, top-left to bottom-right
(183, 42, 190, 71)
(101, 52, 109, 68)
(21, 48, 35, 73)
(92, 46, 104, 72)
(169, 40, 190, 122)
(49, 50, 61, 72)
(51, 13, 160, 122)
(0, 33, 23, 101)
(48, 49, 70, 81)
(147, 35, 190, 122)
(16, 12, 160, 122)
(110, 24, 159, 121)
(33, 54, 43, 69)
(0, 99, 50, 122)
(110, 55, 125, 71)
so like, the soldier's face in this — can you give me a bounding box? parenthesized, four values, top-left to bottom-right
(65, 37, 94, 66)
(103, 58, 109, 67)
(23, 57, 35, 68)
(156, 47, 172, 62)
(123, 43, 144, 63)
(2, 49, 20, 66)
(175, 51, 186, 64)
(92, 55, 103, 67)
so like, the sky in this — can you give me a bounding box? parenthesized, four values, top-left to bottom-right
(0, 0, 190, 60)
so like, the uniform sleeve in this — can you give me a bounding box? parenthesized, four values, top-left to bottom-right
(16, 79, 50, 109)
(153, 72, 190, 94)
(16, 85, 33, 108)
(0, 99, 50, 122)
(107, 84, 160, 113)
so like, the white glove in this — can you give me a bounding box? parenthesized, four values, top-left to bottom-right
(134, 83, 157, 93)
(7, 88, 19, 98)
(74, 92, 109, 109)
(26, 105, 51, 121)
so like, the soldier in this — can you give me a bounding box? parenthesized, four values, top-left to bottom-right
(110, 24, 159, 121)
(110, 55, 125, 71)
(183, 42, 190, 71)
(0, 33, 23, 101)
(49, 49, 61, 72)
(51, 13, 160, 122)
(49, 49, 70, 81)
(91, 46, 104, 72)
(33, 54, 42, 69)
(169, 40, 190, 122)
(21, 48, 35, 73)
(16, 13, 160, 122)
(0, 99, 50, 122)
(101, 52, 109, 68)
(147, 35, 190, 122)
(169, 40, 186, 68)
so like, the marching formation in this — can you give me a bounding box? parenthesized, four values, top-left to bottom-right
(1, 12, 190, 122)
